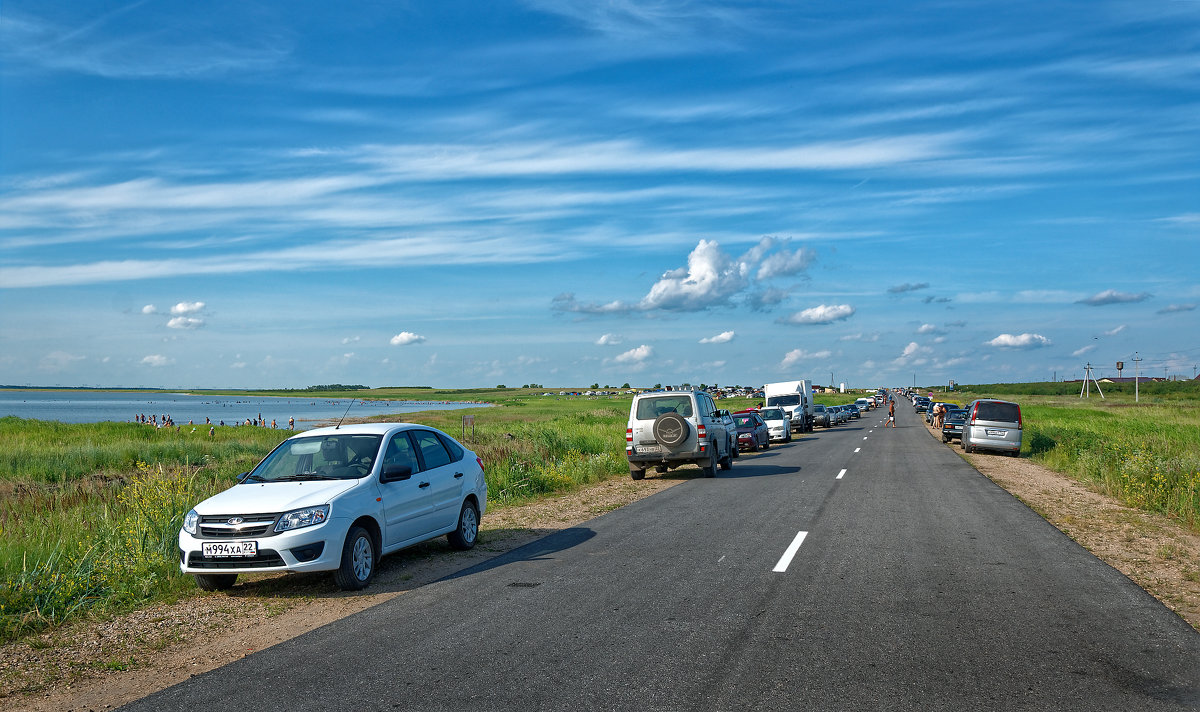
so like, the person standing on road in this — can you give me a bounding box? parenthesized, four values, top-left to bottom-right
(887, 399, 896, 427)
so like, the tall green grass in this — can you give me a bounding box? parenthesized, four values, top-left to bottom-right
(0, 395, 639, 642)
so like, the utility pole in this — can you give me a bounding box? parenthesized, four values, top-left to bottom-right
(1133, 352, 1142, 403)
(1080, 362, 1105, 399)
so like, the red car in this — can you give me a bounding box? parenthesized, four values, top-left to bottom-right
(732, 411, 770, 452)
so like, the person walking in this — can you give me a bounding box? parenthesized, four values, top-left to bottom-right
(887, 399, 896, 427)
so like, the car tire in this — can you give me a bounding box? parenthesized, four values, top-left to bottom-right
(194, 573, 237, 591)
(447, 500, 480, 551)
(652, 412, 690, 447)
(719, 445, 733, 470)
(750, 438, 760, 452)
(941, 435, 949, 443)
(763, 438, 770, 450)
(630, 466, 646, 480)
(333, 525, 376, 591)
(700, 449, 717, 477)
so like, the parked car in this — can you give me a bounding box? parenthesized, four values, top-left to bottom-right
(178, 423, 488, 592)
(846, 404, 862, 419)
(626, 390, 736, 479)
(753, 407, 792, 443)
(812, 403, 832, 427)
(914, 397, 931, 413)
(733, 411, 771, 451)
(961, 399, 1023, 456)
(941, 409, 968, 442)
(855, 397, 873, 412)
(830, 405, 848, 425)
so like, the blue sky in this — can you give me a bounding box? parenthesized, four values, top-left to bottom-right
(2, 0, 1198, 390)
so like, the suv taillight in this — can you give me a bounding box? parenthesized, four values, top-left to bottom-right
(626, 428, 633, 443)
(1016, 406, 1022, 429)
(969, 403, 978, 424)
(697, 423, 707, 439)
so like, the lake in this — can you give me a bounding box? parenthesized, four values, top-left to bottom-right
(0, 390, 487, 429)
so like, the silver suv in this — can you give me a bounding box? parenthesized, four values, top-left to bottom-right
(626, 391, 736, 479)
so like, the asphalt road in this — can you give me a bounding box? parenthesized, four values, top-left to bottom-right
(123, 401, 1200, 711)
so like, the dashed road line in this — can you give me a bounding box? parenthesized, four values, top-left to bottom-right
(854, 447, 860, 453)
(773, 530, 809, 572)
(837, 468, 847, 480)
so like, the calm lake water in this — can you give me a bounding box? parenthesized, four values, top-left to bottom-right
(0, 390, 486, 429)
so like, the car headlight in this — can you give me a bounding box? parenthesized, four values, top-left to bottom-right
(183, 509, 199, 535)
(275, 505, 330, 533)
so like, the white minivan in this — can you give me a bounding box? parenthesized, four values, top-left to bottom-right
(178, 423, 487, 591)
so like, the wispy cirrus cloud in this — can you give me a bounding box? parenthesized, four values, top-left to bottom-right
(888, 282, 929, 294)
(781, 348, 832, 369)
(1158, 303, 1196, 314)
(699, 331, 735, 344)
(1076, 289, 1151, 306)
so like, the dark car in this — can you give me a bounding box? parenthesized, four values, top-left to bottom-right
(733, 412, 770, 452)
(940, 409, 968, 442)
(846, 404, 862, 419)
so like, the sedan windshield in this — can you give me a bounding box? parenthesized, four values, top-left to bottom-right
(249, 434, 384, 482)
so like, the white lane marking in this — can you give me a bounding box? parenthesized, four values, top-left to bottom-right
(854, 447, 860, 453)
(863, 436, 869, 440)
(718, 555, 726, 563)
(837, 468, 846, 480)
(773, 531, 809, 572)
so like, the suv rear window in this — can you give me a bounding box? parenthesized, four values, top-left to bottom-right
(636, 396, 694, 420)
(975, 402, 1020, 422)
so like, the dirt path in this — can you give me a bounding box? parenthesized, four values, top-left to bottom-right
(5, 433, 1200, 710)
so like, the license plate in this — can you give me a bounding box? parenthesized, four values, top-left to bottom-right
(986, 429, 1008, 437)
(637, 444, 662, 454)
(202, 540, 258, 558)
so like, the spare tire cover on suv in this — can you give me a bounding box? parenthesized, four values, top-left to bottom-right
(653, 412, 690, 447)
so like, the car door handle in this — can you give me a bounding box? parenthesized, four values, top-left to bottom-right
(454, 472, 464, 479)
(419, 481, 431, 489)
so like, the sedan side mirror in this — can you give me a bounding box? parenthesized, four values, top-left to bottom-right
(381, 464, 413, 483)
(235, 471, 250, 483)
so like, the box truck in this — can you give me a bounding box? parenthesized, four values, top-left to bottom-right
(763, 380, 814, 432)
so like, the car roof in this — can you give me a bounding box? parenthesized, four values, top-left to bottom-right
(292, 422, 428, 438)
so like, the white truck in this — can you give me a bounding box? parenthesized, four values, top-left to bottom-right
(763, 380, 814, 433)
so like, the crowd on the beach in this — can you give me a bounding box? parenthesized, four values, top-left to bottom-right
(135, 412, 296, 434)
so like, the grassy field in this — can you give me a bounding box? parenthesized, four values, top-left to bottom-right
(941, 383, 1200, 530)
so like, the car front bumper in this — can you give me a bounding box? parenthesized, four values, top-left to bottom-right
(178, 518, 350, 576)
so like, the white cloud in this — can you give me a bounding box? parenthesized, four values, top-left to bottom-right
(614, 345, 653, 364)
(553, 237, 816, 314)
(342, 336, 361, 345)
(390, 332, 426, 346)
(1102, 325, 1126, 337)
(141, 304, 158, 314)
(781, 348, 832, 368)
(839, 332, 880, 342)
(166, 316, 204, 329)
(986, 333, 1051, 349)
(38, 350, 85, 372)
(141, 354, 172, 367)
(782, 304, 855, 325)
(170, 301, 205, 315)
(1076, 289, 1151, 306)
(1158, 303, 1196, 314)
(1072, 345, 1097, 357)
(887, 282, 929, 294)
(916, 323, 944, 335)
(596, 333, 623, 345)
(699, 330, 735, 344)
